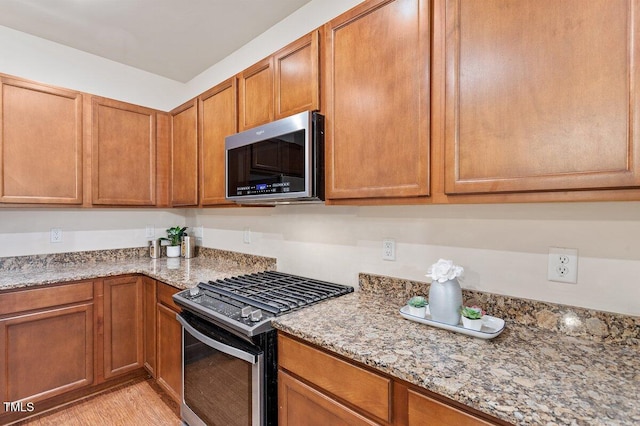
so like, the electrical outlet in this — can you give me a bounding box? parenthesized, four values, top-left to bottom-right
(243, 228, 251, 244)
(50, 228, 63, 243)
(382, 239, 396, 261)
(548, 247, 578, 284)
(145, 225, 155, 238)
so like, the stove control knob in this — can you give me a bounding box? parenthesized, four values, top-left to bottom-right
(189, 287, 200, 297)
(250, 309, 263, 322)
(240, 306, 252, 318)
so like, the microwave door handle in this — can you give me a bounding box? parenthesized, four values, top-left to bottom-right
(177, 314, 258, 364)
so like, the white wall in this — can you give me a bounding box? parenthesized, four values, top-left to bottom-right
(0, 25, 184, 111)
(0, 0, 364, 110)
(186, 203, 640, 316)
(181, 0, 365, 106)
(0, 209, 185, 257)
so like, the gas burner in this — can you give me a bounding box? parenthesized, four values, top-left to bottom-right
(173, 271, 353, 337)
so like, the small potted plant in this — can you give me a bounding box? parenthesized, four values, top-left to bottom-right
(407, 296, 428, 318)
(162, 226, 187, 258)
(461, 306, 484, 330)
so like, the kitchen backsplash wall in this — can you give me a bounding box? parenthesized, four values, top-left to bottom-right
(187, 203, 640, 316)
(0, 209, 186, 257)
(0, 202, 638, 316)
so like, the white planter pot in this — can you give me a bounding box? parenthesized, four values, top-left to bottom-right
(166, 245, 181, 258)
(461, 316, 483, 331)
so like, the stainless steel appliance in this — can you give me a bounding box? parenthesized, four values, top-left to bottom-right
(173, 271, 353, 426)
(225, 110, 324, 205)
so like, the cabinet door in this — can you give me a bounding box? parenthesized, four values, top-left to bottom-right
(278, 370, 378, 426)
(156, 282, 181, 403)
(103, 276, 143, 379)
(274, 30, 321, 119)
(0, 78, 82, 204)
(0, 304, 93, 404)
(238, 57, 274, 131)
(199, 78, 237, 206)
(443, 0, 640, 194)
(91, 97, 156, 205)
(325, 0, 430, 200)
(142, 277, 157, 376)
(170, 99, 198, 206)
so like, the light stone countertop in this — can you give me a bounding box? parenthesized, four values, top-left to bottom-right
(272, 289, 640, 426)
(2, 250, 637, 425)
(0, 247, 276, 292)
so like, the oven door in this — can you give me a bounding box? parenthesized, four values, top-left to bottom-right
(178, 313, 264, 426)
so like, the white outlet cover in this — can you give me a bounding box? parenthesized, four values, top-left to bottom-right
(382, 239, 396, 261)
(50, 228, 63, 243)
(548, 247, 578, 284)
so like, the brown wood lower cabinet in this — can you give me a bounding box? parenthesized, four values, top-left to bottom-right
(155, 282, 182, 404)
(278, 333, 504, 426)
(142, 276, 157, 376)
(279, 370, 379, 426)
(0, 303, 94, 403)
(0, 281, 95, 421)
(102, 276, 144, 380)
(0, 277, 186, 423)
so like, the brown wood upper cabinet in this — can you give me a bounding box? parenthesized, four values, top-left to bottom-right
(238, 30, 321, 131)
(170, 99, 198, 206)
(0, 77, 83, 204)
(199, 77, 237, 206)
(239, 57, 274, 131)
(442, 0, 640, 195)
(274, 30, 320, 119)
(324, 0, 431, 201)
(91, 97, 157, 205)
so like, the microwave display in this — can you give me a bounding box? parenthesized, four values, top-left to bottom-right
(227, 130, 306, 197)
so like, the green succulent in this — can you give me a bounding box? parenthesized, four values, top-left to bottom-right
(461, 306, 483, 319)
(408, 296, 427, 308)
(162, 226, 187, 246)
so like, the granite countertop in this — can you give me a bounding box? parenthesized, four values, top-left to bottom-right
(2, 249, 638, 425)
(272, 280, 640, 426)
(0, 247, 276, 292)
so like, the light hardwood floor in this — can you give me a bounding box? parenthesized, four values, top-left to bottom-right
(12, 378, 181, 426)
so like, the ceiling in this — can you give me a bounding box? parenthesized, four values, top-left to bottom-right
(0, 0, 313, 83)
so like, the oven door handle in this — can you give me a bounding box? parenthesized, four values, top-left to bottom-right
(177, 314, 258, 364)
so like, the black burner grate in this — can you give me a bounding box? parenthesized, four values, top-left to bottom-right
(204, 271, 353, 315)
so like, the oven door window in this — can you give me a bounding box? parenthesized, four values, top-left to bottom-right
(180, 313, 263, 426)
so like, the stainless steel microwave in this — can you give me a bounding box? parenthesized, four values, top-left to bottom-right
(225, 110, 324, 204)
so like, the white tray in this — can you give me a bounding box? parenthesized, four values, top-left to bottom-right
(399, 305, 505, 339)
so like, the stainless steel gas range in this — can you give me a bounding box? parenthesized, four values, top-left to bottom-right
(173, 271, 354, 426)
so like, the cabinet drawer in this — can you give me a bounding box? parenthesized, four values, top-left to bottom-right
(278, 334, 391, 423)
(0, 281, 93, 316)
(157, 282, 180, 312)
(279, 370, 378, 426)
(407, 389, 493, 426)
